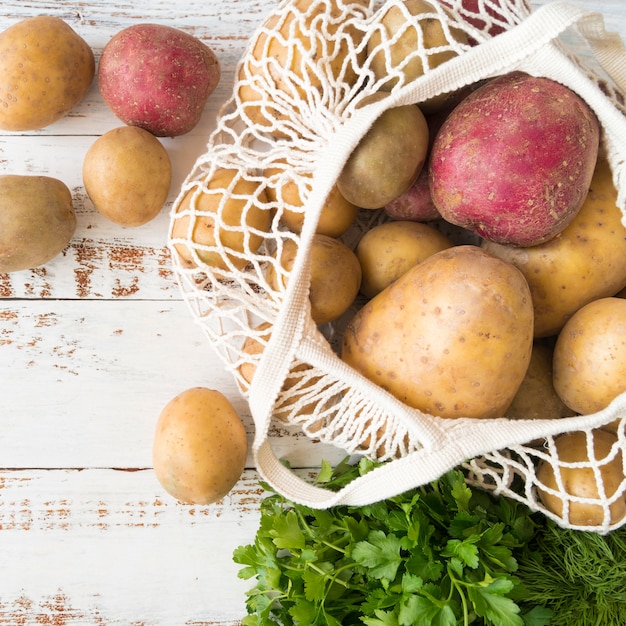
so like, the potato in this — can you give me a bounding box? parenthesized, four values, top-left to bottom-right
(237, 0, 367, 135)
(552, 297, 626, 415)
(356, 220, 453, 298)
(505, 342, 575, 422)
(170, 169, 271, 272)
(0, 175, 76, 273)
(536, 429, 626, 527)
(367, 0, 468, 112)
(152, 387, 247, 505)
(430, 71, 600, 246)
(482, 159, 626, 337)
(337, 103, 429, 209)
(0, 16, 95, 131)
(342, 245, 534, 418)
(98, 24, 220, 137)
(384, 167, 440, 222)
(83, 126, 172, 227)
(264, 161, 358, 237)
(266, 235, 362, 325)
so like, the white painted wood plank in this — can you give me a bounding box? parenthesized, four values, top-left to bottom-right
(0, 468, 266, 624)
(0, 299, 347, 469)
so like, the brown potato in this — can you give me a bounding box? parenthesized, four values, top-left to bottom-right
(553, 297, 626, 415)
(356, 220, 453, 298)
(342, 245, 534, 419)
(152, 387, 248, 505)
(367, 0, 468, 112)
(237, 0, 368, 135)
(536, 429, 626, 527)
(264, 162, 358, 237)
(171, 169, 271, 271)
(0, 175, 76, 273)
(482, 159, 626, 337)
(505, 342, 575, 421)
(266, 235, 362, 325)
(337, 103, 429, 209)
(83, 126, 172, 227)
(0, 16, 95, 131)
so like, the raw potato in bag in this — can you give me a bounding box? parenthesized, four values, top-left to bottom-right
(168, 0, 626, 532)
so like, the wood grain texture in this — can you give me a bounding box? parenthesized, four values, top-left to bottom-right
(1, 0, 625, 624)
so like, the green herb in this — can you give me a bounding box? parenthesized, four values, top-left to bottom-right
(514, 519, 626, 625)
(233, 457, 550, 625)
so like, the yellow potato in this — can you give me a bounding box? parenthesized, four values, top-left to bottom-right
(152, 387, 248, 505)
(482, 159, 626, 338)
(356, 220, 453, 298)
(264, 162, 358, 238)
(505, 341, 575, 421)
(0, 16, 95, 131)
(553, 297, 626, 415)
(171, 169, 271, 271)
(266, 235, 362, 325)
(237, 0, 368, 134)
(536, 429, 626, 526)
(342, 245, 534, 419)
(0, 175, 76, 273)
(367, 0, 467, 111)
(83, 126, 172, 227)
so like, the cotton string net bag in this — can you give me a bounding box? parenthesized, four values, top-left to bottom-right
(168, 0, 626, 532)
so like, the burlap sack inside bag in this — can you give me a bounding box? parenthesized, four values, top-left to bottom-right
(168, 0, 626, 532)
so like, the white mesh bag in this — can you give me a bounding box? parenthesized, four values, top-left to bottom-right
(168, 0, 626, 532)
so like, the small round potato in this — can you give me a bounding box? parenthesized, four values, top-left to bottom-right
(553, 297, 626, 415)
(266, 235, 362, 325)
(152, 387, 248, 505)
(337, 103, 429, 209)
(0, 16, 95, 131)
(83, 126, 172, 227)
(536, 429, 626, 527)
(171, 169, 271, 271)
(356, 220, 453, 298)
(264, 162, 358, 238)
(0, 175, 76, 273)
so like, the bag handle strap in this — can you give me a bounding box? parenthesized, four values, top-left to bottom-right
(249, 1, 626, 508)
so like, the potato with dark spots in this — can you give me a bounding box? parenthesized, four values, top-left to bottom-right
(152, 387, 248, 505)
(430, 71, 600, 246)
(0, 16, 95, 131)
(0, 175, 76, 273)
(98, 23, 220, 137)
(482, 159, 626, 337)
(342, 245, 534, 419)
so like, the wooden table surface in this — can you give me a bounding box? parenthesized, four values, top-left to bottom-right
(1, 1, 625, 624)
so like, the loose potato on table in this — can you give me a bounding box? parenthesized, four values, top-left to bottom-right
(0, 175, 76, 273)
(99, 24, 220, 137)
(153, 387, 248, 505)
(0, 16, 95, 131)
(356, 220, 453, 298)
(342, 245, 534, 419)
(83, 126, 172, 227)
(482, 158, 626, 338)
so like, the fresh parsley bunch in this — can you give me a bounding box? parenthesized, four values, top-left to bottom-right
(234, 457, 552, 626)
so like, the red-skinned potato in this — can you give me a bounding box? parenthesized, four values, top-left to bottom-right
(99, 24, 220, 137)
(152, 387, 247, 505)
(430, 71, 600, 246)
(384, 167, 440, 222)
